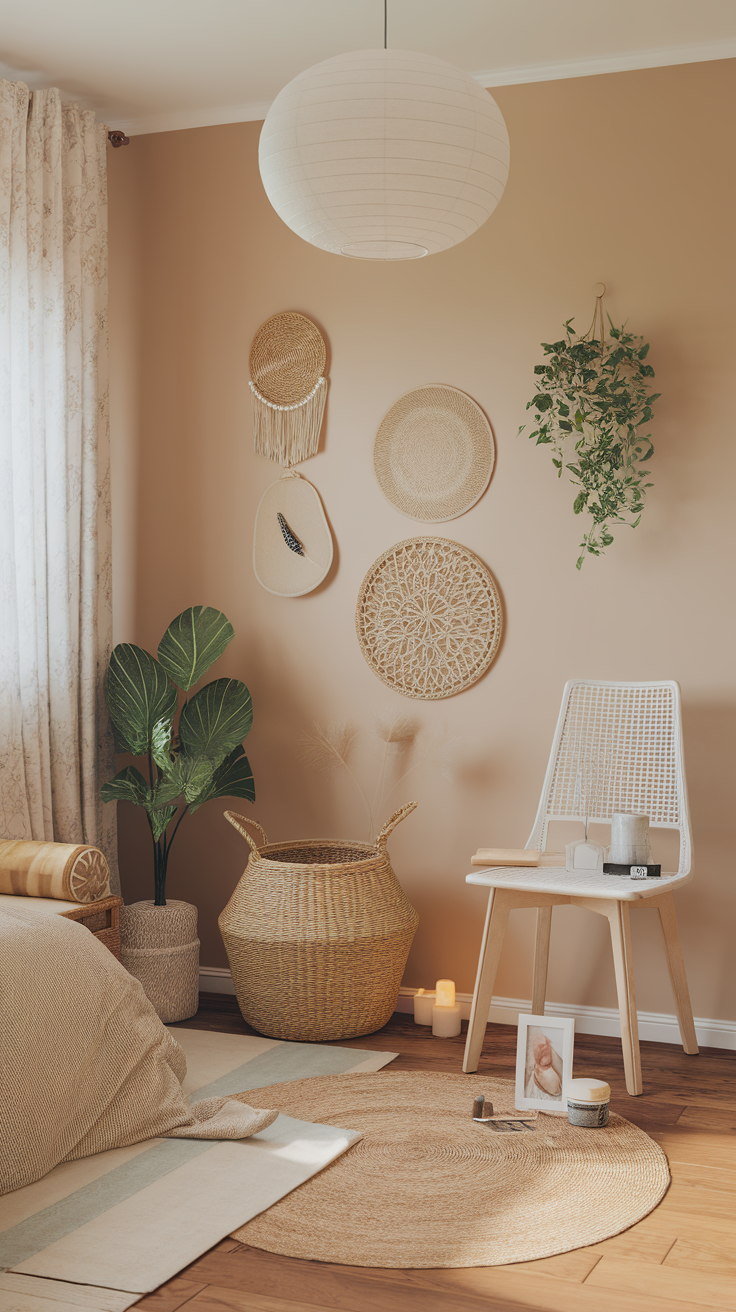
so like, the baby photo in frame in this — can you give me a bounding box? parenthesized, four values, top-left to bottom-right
(515, 1014, 575, 1114)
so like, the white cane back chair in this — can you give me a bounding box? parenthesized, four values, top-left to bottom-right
(463, 680, 698, 1095)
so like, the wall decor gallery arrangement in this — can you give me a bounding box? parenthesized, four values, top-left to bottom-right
(250, 310, 504, 699)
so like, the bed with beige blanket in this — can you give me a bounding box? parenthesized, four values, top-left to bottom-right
(0, 903, 277, 1196)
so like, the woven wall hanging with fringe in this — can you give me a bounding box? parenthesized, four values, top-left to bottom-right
(356, 537, 503, 699)
(249, 311, 328, 466)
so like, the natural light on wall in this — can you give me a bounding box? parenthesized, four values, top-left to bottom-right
(258, 48, 510, 260)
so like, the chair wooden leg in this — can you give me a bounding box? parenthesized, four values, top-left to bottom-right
(656, 892, 699, 1055)
(462, 889, 512, 1074)
(607, 901, 643, 1096)
(531, 906, 552, 1016)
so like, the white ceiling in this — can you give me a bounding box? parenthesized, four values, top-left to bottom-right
(2, 0, 735, 134)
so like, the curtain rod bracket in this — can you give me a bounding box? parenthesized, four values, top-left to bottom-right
(107, 130, 130, 148)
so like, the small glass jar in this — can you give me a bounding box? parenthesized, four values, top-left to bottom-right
(566, 1077, 611, 1127)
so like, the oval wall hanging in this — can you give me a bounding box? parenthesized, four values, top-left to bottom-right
(356, 537, 502, 699)
(254, 472, 333, 597)
(374, 386, 494, 522)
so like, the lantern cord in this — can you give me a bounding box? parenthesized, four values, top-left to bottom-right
(384, 0, 387, 49)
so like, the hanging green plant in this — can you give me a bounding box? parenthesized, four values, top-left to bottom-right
(521, 291, 660, 568)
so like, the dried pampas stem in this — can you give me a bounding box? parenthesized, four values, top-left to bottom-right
(250, 377, 327, 466)
(372, 713, 419, 820)
(299, 722, 372, 835)
(299, 718, 459, 842)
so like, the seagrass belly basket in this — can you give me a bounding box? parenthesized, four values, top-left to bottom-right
(218, 803, 419, 1041)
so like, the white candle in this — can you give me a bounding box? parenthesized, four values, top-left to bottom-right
(610, 812, 650, 864)
(432, 978, 461, 1037)
(413, 988, 436, 1025)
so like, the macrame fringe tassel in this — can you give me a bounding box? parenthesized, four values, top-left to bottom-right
(252, 379, 327, 465)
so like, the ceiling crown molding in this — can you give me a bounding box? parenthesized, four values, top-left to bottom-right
(108, 37, 736, 137)
(473, 35, 736, 87)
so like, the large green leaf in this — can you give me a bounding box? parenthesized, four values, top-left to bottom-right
(150, 716, 174, 772)
(149, 803, 177, 842)
(157, 606, 234, 692)
(105, 645, 177, 756)
(188, 745, 255, 815)
(100, 765, 149, 806)
(154, 755, 216, 807)
(179, 678, 252, 766)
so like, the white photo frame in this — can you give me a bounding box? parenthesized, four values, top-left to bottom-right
(515, 1013, 575, 1114)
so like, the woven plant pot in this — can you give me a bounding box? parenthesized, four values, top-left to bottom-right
(120, 900, 200, 1023)
(219, 804, 419, 1041)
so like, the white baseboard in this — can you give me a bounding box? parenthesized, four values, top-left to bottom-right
(395, 988, 736, 1051)
(198, 968, 736, 1050)
(200, 966, 236, 995)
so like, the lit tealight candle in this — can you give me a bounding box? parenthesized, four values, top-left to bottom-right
(432, 979, 461, 1037)
(413, 988, 436, 1026)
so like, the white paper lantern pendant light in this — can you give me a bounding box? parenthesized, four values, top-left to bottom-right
(259, 5, 510, 260)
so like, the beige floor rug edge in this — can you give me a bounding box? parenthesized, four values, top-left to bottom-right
(1, 1030, 399, 1307)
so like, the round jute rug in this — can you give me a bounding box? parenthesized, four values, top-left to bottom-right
(231, 1071, 670, 1268)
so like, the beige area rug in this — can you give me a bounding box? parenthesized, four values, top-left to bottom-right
(234, 1071, 671, 1267)
(0, 1029, 397, 1308)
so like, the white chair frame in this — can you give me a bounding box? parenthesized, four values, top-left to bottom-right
(462, 679, 698, 1095)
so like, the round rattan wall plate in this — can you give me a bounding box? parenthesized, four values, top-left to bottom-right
(374, 385, 494, 521)
(232, 1071, 670, 1268)
(249, 311, 326, 405)
(356, 536, 502, 699)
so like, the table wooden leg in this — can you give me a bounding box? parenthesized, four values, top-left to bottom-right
(531, 906, 552, 1016)
(657, 892, 699, 1055)
(607, 900, 643, 1096)
(462, 889, 512, 1074)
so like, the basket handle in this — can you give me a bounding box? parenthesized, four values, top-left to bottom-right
(376, 801, 418, 849)
(224, 811, 268, 855)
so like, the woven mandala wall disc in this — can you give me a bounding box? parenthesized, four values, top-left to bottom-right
(249, 311, 326, 405)
(232, 1072, 670, 1268)
(374, 385, 494, 521)
(356, 536, 502, 699)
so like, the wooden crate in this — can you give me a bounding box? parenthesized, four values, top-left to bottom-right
(59, 895, 123, 960)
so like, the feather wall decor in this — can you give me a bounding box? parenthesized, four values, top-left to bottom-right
(277, 512, 305, 555)
(277, 512, 317, 565)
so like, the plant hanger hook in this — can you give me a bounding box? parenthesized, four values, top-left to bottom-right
(586, 282, 606, 345)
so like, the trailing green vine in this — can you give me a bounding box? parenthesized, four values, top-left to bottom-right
(522, 317, 660, 568)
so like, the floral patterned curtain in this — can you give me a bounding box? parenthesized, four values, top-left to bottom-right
(0, 81, 118, 891)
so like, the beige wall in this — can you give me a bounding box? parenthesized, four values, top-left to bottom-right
(108, 60, 736, 1023)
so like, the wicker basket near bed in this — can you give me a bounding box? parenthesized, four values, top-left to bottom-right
(219, 804, 419, 1041)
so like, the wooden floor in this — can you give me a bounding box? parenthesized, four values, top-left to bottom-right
(136, 995, 736, 1312)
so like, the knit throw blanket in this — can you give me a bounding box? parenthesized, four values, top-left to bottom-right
(0, 904, 276, 1195)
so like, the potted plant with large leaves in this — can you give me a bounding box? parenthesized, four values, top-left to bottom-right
(101, 606, 255, 1021)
